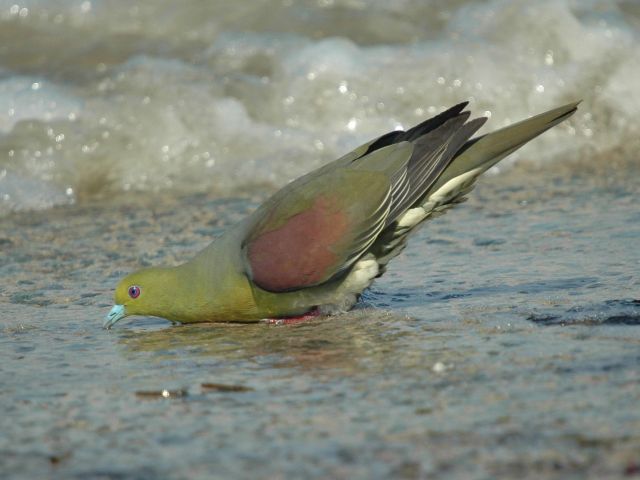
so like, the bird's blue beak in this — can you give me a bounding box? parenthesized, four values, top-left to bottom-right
(104, 305, 126, 329)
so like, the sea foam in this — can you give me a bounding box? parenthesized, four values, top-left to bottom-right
(0, 0, 637, 214)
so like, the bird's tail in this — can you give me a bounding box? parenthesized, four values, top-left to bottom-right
(426, 101, 580, 203)
(370, 101, 580, 272)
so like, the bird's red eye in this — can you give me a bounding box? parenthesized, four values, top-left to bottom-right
(128, 285, 141, 299)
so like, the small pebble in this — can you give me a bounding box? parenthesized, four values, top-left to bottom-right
(201, 383, 253, 393)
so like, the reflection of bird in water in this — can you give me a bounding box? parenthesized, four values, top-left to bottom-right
(118, 309, 421, 374)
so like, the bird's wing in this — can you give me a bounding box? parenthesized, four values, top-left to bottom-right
(242, 142, 412, 292)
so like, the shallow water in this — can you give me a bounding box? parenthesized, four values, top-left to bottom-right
(1, 1, 640, 479)
(2, 163, 639, 479)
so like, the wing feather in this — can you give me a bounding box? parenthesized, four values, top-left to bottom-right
(243, 144, 411, 292)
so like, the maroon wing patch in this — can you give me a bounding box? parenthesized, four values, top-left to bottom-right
(246, 196, 349, 292)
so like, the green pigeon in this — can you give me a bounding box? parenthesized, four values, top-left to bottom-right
(105, 101, 579, 329)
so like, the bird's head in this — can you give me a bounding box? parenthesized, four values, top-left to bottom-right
(104, 267, 176, 329)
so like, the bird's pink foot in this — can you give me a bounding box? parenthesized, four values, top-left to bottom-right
(262, 308, 321, 325)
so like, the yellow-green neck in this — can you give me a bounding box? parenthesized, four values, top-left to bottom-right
(163, 232, 260, 323)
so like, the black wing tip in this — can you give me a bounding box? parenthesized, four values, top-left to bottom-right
(361, 101, 471, 156)
(435, 101, 470, 122)
(451, 100, 470, 112)
(402, 101, 471, 140)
